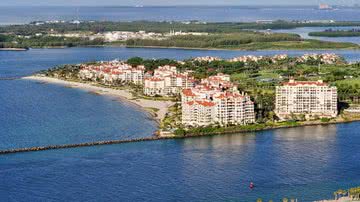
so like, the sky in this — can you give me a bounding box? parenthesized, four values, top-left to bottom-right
(0, 0, 359, 6)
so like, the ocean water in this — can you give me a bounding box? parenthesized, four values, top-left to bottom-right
(1, 47, 360, 79)
(0, 79, 157, 150)
(1, 47, 360, 201)
(2, 6, 360, 25)
(1, 123, 359, 201)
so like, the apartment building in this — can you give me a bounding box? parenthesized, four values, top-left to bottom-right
(182, 100, 216, 126)
(275, 79, 338, 120)
(79, 61, 145, 85)
(181, 73, 255, 127)
(144, 65, 196, 96)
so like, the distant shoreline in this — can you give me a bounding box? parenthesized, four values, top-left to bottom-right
(124, 44, 360, 51)
(7, 44, 358, 52)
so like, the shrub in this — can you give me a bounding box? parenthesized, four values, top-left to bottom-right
(320, 118, 331, 122)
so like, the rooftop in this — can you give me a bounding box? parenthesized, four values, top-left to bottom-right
(282, 80, 328, 87)
(186, 100, 216, 107)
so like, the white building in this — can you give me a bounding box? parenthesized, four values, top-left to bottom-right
(95, 31, 164, 42)
(144, 65, 196, 96)
(193, 56, 221, 62)
(78, 61, 144, 85)
(144, 77, 166, 96)
(182, 100, 216, 126)
(229, 55, 264, 63)
(181, 73, 255, 127)
(275, 79, 338, 120)
(296, 53, 341, 65)
(213, 92, 256, 125)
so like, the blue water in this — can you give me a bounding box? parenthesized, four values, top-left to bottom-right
(272, 26, 360, 44)
(1, 124, 359, 201)
(0, 79, 157, 150)
(1, 47, 360, 78)
(1, 47, 360, 201)
(2, 6, 360, 25)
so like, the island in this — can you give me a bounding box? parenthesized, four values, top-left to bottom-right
(1, 20, 360, 50)
(24, 53, 360, 138)
(309, 29, 360, 37)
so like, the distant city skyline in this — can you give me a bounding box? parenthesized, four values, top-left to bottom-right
(1, 0, 360, 6)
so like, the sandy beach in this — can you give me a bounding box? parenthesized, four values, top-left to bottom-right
(0, 48, 28, 51)
(23, 75, 174, 122)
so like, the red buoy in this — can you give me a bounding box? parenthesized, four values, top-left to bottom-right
(249, 182, 254, 189)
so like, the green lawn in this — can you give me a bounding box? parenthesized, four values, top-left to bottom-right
(258, 70, 281, 79)
(335, 78, 360, 86)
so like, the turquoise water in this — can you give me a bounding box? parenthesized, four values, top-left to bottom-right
(1, 47, 360, 201)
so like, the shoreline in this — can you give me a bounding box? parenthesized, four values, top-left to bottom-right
(181, 118, 360, 138)
(22, 76, 360, 139)
(1, 118, 360, 155)
(0, 48, 28, 51)
(23, 75, 174, 124)
(123, 44, 360, 51)
(3, 43, 359, 52)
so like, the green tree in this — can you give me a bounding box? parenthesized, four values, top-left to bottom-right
(127, 57, 144, 66)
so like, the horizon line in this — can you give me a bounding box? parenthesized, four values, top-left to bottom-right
(0, 4, 350, 7)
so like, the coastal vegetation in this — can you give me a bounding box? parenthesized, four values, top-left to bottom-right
(335, 78, 360, 104)
(3, 21, 360, 35)
(309, 29, 360, 37)
(0, 34, 105, 49)
(256, 186, 360, 202)
(2, 31, 357, 50)
(126, 34, 359, 50)
(161, 103, 182, 130)
(333, 186, 360, 201)
(126, 32, 301, 48)
(1, 21, 360, 50)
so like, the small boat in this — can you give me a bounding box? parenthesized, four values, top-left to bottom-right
(249, 182, 255, 189)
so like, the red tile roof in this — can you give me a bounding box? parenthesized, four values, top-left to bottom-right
(182, 89, 196, 97)
(196, 100, 216, 107)
(215, 92, 244, 99)
(282, 81, 328, 86)
(145, 77, 164, 82)
(186, 100, 215, 107)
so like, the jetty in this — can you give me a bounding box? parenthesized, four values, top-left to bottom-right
(0, 136, 178, 155)
(2, 117, 360, 155)
(0, 77, 22, 80)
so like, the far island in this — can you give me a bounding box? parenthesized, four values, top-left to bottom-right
(1, 20, 360, 50)
(309, 29, 360, 37)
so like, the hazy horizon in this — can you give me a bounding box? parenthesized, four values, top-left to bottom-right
(1, 0, 359, 6)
